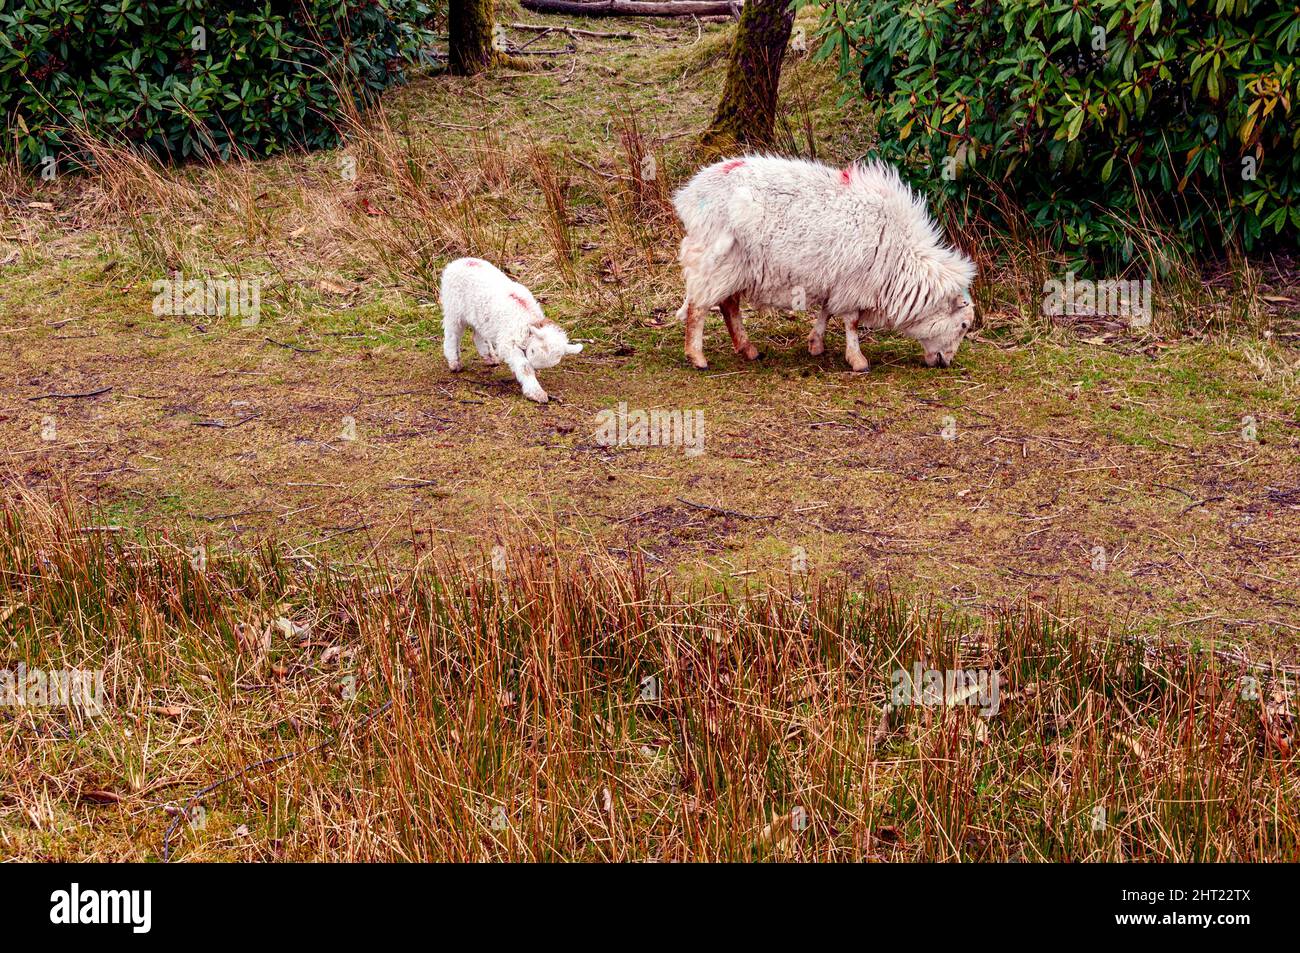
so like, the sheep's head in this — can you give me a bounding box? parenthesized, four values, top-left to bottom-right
(525, 320, 583, 370)
(913, 293, 975, 368)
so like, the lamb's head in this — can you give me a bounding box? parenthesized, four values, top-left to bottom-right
(524, 320, 583, 370)
(913, 292, 975, 368)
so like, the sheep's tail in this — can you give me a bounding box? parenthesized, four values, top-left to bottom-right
(673, 160, 744, 287)
(671, 158, 745, 234)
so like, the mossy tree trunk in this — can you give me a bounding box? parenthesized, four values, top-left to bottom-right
(449, 0, 497, 75)
(701, 0, 796, 152)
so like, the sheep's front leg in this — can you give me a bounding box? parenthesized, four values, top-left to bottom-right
(683, 300, 708, 370)
(506, 351, 548, 403)
(808, 308, 829, 356)
(843, 313, 870, 373)
(720, 294, 759, 361)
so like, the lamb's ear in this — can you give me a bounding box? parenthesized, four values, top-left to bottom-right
(565, 343, 584, 355)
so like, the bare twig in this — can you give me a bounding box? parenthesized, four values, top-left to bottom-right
(28, 386, 112, 401)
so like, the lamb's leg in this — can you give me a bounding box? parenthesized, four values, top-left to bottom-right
(720, 293, 759, 361)
(506, 351, 548, 403)
(473, 331, 500, 365)
(443, 311, 466, 371)
(842, 313, 870, 373)
(683, 299, 708, 370)
(808, 307, 829, 356)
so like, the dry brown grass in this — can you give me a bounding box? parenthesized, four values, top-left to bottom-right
(2, 491, 1298, 861)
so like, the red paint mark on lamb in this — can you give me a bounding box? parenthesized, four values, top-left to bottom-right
(840, 167, 853, 185)
(509, 292, 538, 316)
(720, 159, 746, 174)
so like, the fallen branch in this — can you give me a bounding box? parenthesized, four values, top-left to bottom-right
(509, 20, 640, 38)
(193, 413, 262, 429)
(265, 337, 321, 354)
(27, 386, 112, 401)
(520, 0, 743, 18)
(676, 498, 777, 521)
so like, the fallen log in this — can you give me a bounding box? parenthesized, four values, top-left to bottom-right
(509, 21, 641, 38)
(520, 0, 743, 18)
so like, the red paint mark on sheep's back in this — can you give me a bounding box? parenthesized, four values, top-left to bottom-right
(463, 259, 482, 266)
(509, 292, 537, 315)
(840, 168, 853, 185)
(720, 160, 745, 174)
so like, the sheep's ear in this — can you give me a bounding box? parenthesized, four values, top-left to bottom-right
(566, 343, 584, 355)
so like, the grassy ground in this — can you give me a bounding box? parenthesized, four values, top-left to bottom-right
(1, 14, 1299, 860)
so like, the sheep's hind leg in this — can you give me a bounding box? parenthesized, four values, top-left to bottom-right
(443, 313, 465, 372)
(808, 307, 829, 356)
(720, 294, 760, 361)
(683, 300, 708, 370)
(843, 313, 870, 373)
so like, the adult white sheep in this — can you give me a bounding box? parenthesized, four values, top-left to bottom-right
(672, 156, 976, 372)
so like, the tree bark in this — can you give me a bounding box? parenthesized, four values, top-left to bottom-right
(701, 0, 794, 152)
(520, 0, 743, 16)
(449, 0, 498, 75)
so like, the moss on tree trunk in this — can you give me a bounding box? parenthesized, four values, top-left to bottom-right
(701, 0, 796, 153)
(449, 0, 498, 76)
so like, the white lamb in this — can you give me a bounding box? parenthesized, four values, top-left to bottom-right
(672, 156, 977, 372)
(440, 258, 582, 403)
